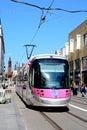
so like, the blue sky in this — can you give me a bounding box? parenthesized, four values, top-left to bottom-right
(0, 0, 87, 71)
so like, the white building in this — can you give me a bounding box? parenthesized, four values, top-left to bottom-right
(0, 19, 5, 76)
(55, 42, 69, 60)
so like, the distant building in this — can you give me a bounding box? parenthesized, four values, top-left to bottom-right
(8, 57, 12, 77)
(55, 50, 62, 55)
(55, 44, 68, 60)
(0, 19, 5, 76)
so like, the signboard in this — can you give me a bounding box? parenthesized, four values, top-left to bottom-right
(70, 39, 74, 52)
(76, 34, 81, 49)
(65, 42, 69, 55)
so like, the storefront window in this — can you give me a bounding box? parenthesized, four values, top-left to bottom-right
(69, 62, 73, 72)
(75, 59, 80, 71)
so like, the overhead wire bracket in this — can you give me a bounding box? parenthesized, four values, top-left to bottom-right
(24, 44, 36, 59)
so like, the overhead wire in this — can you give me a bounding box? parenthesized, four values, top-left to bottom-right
(11, 0, 87, 13)
(30, 0, 55, 45)
(28, 0, 55, 58)
(29, 28, 39, 44)
(10, 0, 87, 33)
(10, 0, 87, 59)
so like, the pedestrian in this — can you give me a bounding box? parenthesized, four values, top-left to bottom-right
(84, 83, 87, 94)
(73, 83, 78, 95)
(81, 83, 86, 97)
(2, 82, 5, 89)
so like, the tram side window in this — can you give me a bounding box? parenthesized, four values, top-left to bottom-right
(30, 60, 41, 88)
(34, 64, 41, 87)
(23, 73, 28, 81)
(29, 67, 34, 87)
(29, 60, 41, 88)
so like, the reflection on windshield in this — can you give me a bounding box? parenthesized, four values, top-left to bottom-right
(41, 72, 68, 89)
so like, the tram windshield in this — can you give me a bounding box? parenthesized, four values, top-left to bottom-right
(33, 58, 69, 89)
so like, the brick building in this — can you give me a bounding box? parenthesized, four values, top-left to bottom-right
(8, 57, 12, 77)
(68, 20, 87, 85)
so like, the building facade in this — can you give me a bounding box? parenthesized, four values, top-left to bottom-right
(8, 57, 12, 77)
(68, 20, 87, 86)
(0, 19, 5, 77)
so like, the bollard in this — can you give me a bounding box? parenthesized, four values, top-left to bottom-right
(0, 87, 6, 103)
(5, 89, 12, 103)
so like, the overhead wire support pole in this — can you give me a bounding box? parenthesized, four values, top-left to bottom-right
(24, 44, 36, 60)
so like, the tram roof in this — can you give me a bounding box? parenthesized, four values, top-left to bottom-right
(28, 54, 67, 61)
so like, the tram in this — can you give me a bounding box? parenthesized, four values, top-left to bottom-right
(16, 54, 71, 107)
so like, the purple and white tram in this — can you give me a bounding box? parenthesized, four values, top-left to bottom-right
(16, 54, 71, 107)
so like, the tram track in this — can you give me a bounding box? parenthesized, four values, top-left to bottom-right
(67, 111, 87, 123)
(18, 101, 87, 130)
(39, 108, 87, 130)
(40, 112, 63, 130)
(71, 96, 87, 102)
(67, 97, 87, 125)
(71, 99, 87, 106)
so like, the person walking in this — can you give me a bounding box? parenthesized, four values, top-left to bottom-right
(73, 83, 78, 95)
(81, 83, 86, 97)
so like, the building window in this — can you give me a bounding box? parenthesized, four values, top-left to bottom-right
(84, 34, 87, 45)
